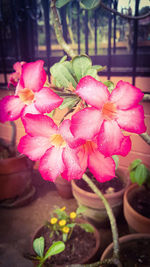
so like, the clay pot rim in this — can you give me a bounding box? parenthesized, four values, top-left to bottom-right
(31, 218, 101, 265)
(123, 183, 150, 223)
(72, 168, 130, 200)
(0, 153, 27, 163)
(101, 233, 150, 261)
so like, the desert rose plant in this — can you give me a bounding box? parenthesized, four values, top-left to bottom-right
(0, 55, 147, 267)
(0, 0, 149, 266)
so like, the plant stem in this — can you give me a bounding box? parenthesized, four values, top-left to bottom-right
(51, 0, 76, 58)
(82, 174, 122, 267)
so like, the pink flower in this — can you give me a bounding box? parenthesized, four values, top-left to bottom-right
(8, 61, 26, 88)
(77, 140, 116, 183)
(18, 114, 83, 182)
(0, 60, 63, 122)
(71, 76, 146, 157)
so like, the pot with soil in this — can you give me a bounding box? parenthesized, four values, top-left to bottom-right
(71, 168, 130, 226)
(100, 233, 150, 266)
(30, 206, 101, 266)
(55, 175, 73, 199)
(123, 159, 150, 233)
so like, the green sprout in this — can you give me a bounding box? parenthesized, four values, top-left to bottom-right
(32, 236, 65, 267)
(129, 159, 150, 188)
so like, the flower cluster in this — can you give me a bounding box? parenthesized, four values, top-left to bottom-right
(0, 58, 146, 183)
(46, 206, 92, 242)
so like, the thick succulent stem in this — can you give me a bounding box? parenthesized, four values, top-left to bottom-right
(51, 0, 76, 58)
(82, 173, 122, 267)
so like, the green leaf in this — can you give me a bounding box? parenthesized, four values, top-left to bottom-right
(103, 80, 115, 93)
(44, 241, 65, 260)
(56, 0, 71, 8)
(72, 55, 92, 82)
(76, 205, 87, 215)
(112, 155, 119, 170)
(59, 55, 67, 63)
(80, 0, 101, 10)
(84, 68, 97, 79)
(129, 170, 136, 183)
(53, 208, 66, 218)
(129, 159, 142, 171)
(50, 61, 77, 89)
(59, 97, 79, 110)
(67, 223, 76, 228)
(134, 164, 148, 186)
(33, 237, 44, 258)
(79, 223, 94, 233)
(92, 65, 106, 71)
(62, 233, 68, 242)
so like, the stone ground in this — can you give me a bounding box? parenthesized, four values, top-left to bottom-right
(0, 170, 129, 267)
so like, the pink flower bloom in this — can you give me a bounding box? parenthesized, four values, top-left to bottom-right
(8, 61, 26, 88)
(18, 114, 83, 182)
(71, 76, 146, 157)
(0, 60, 63, 122)
(77, 140, 116, 182)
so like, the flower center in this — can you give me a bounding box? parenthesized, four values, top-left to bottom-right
(82, 141, 97, 154)
(18, 88, 35, 105)
(102, 102, 117, 120)
(50, 134, 66, 148)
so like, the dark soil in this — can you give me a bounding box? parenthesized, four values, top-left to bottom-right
(129, 187, 150, 218)
(103, 238, 150, 267)
(33, 224, 96, 266)
(76, 170, 124, 194)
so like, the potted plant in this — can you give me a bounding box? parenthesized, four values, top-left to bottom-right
(71, 167, 130, 226)
(55, 175, 73, 199)
(101, 233, 150, 266)
(30, 206, 100, 266)
(0, 1, 150, 266)
(0, 120, 35, 206)
(123, 159, 150, 233)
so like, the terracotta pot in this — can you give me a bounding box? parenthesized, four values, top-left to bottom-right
(100, 233, 150, 265)
(55, 175, 73, 199)
(123, 183, 150, 233)
(32, 218, 101, 266)
(0, 154, 34, 200)
(71, 168, 130, 226)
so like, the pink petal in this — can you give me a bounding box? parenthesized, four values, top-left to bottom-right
(98, 120, 129, 156)
(59, 119, 85, 148)
(35, 87, 63, 113)
(23, 103, 41, 116)
(21, 60, 46, 92)
(18, 135, 51, 161)
(117, 105, 146, 134)
(39, 147, 65, 181)
(15, 80, 24, 95)
(77, 146, 88, 173)
(71, 107, 103, 140)
(88, 150, 116, 182)
(61, 145, 83, 181)
(22, 114, 58, 137)
(119, 135, 132, 157)
(110, 81, 144, 110)
(76, 76, 110, 109)
(0, 95, 25, 122)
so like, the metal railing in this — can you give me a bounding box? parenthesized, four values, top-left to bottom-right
(0, 0, 150, 88)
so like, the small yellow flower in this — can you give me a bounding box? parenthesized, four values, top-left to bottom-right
(62, 226, 70, 234)
(61, 206, 66, 211)
(50, 217, 58, 224)
(70, 212, 77, 220)
(59, 219, 66, 226)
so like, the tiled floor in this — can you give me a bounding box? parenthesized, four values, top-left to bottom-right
(0, 170, 129, 267)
